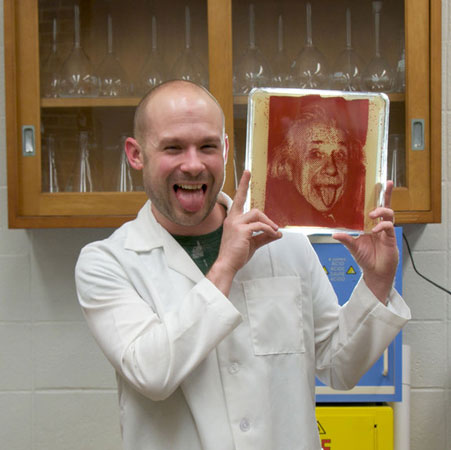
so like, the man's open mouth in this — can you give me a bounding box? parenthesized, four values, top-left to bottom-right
(174, 184, 207, 193)
(173, 184, 208, 212)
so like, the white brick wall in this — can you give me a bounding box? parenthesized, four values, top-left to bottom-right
(0, 1, 450, 449)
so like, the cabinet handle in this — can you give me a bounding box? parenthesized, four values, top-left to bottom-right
(411, 119, 425, 151)
(22, 125, 36, 156)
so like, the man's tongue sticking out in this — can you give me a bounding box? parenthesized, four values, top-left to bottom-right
(175, 184, 206, 213)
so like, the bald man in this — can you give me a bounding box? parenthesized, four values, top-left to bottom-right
(76, 80, 410, 450)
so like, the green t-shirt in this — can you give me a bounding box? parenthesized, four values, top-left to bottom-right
(172, 226, 223, 275)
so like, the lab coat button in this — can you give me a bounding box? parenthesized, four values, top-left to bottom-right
(240, 418, 250, 432)
(228, 362, 240, 374)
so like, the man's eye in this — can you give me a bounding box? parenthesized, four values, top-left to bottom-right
(201, 144, 218, 151)
(164, 146, 181, 152)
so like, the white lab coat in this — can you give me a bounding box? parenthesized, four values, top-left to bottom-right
(75, 194, 410, 450)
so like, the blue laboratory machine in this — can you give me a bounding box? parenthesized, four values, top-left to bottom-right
(311, 227, 403, 403)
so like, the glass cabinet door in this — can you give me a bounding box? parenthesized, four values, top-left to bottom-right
(9, 0, 210, 226)
(231, 0, 440, 224)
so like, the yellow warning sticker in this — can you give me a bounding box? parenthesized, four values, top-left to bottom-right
(346, 266, 357, 275)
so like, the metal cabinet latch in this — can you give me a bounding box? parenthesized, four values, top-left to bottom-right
(411, 119, 425, 151)
(22, 125, 36, 156)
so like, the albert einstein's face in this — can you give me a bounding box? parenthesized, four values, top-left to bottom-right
(289, 122, 348, 212)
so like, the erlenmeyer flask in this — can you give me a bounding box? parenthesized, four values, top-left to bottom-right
(42, 134, 60, 193)
(116, 135, 133, 192)
(58, 3, 99, 97)
(271, 14, 293, 88)
(41, 17, 61, 98)
(362, 1, 394, 92)
(388, 134, 406, 187)
(291, 2, 328, 89)
(171, 6, 208, 87)
(331, 8, 365, 91)
(137, 15, 165, 95)
(69, 131, 94, 192)
(98, 13, 130, 97)
(233, 3, 272, 94)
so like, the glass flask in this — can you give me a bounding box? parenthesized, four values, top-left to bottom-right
(362, 1, 394, 92)
(137, 15, 165, 96)
(97, 13, 130, 97)
(291, 2, 329, 89)
(66, 131, 95, 192)
(58, 3, 99, 97)
(116, 134, 134, 192)
(271, 14, 293, 88)
(40, 17, 61, 98)
(394, 31, 406, 93)
(41, 133, 60, 193)
(233, 3, 272, 94)
(388, 134, 406, 187)
(171, 5, 208, 87)
(331, 8, 365, 91)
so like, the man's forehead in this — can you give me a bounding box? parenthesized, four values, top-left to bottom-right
(146, 89, 222, 127)
(147, 84, 216, 110)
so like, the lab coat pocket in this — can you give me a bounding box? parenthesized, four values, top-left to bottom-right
(243, 276, 305, 355)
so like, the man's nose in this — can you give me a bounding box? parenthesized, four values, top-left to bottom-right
(180, 147, 205, 175)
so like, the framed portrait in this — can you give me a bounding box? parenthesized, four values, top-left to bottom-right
(245, 88, 390, 233)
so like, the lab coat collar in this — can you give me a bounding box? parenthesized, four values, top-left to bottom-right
(124, 193, 233, 281)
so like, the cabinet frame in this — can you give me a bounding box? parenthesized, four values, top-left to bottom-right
(4, 0, 441, 228)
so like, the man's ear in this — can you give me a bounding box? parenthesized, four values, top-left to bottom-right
(125, 137, 144, 170)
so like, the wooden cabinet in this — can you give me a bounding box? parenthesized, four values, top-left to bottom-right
(4, 0, 441, 228)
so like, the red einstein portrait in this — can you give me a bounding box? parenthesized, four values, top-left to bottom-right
(246, 89, 389, 233)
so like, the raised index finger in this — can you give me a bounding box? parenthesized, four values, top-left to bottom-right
(230, 170, 251, 215)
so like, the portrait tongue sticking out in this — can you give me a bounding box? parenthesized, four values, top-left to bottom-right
(318, 185, 338, 208)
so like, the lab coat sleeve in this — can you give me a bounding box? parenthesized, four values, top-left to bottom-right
(308, 242, 411, 390)
(75, 243, 243, 401)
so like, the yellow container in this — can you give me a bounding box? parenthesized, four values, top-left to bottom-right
(315, 406, 393, 450)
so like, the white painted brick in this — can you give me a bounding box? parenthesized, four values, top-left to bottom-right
(30, 227, 112, 257)
(447, 389, 451, 447)
(34, 392, 122, 450)
(0, 188, 30, 252)
(443, 46, 448, 111)
(410, 389, 446, 450)
(442, 111, 448, 180)
(0, 324, 32, 390)
(0, 143, 5, 191)
(445, 0, 450, 43)
(448, 322, 451, 389)
(444, 128, 450, 182)
(30, 228, 110, 321)
(447, 43, 451, 110)
(34, 322, 116, 389)
(0, 393, 32, 450)
(401, 251, 447, 320)
(448, 182, 451, 253)
(0, 254, 31, 321)
(446, 113, 451, 181)
(402, 221, 447, 253)
(403, 322, 447, 388)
